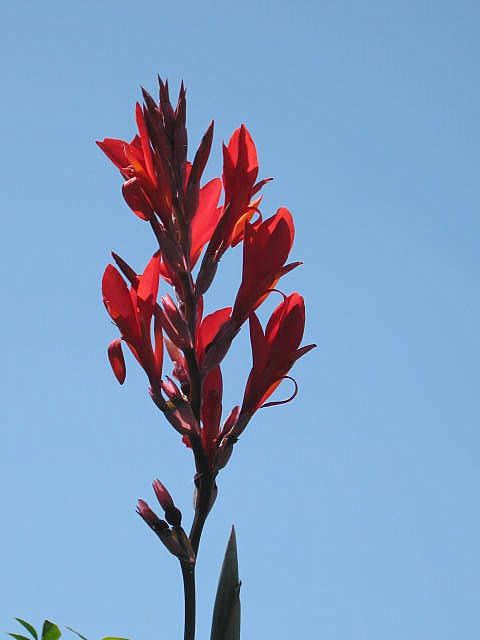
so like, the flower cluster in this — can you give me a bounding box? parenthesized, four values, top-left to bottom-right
(99, 79, 314, 558)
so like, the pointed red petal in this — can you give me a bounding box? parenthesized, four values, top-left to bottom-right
(197, 307, 232, 360)
(135, 102, 156, 185)
(102, 265, 135, 325)
(248, 312, 267, 370)
(122, 178, 153, 221)
(190, 178, 223, 265)
(154, 311, 164, 379)
(137, 253, 161, 318)
(226, 125, 258, 177)
(96, 138, 129, 170)
(107, 338, 126, 384)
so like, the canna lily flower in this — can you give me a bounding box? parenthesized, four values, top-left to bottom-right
(231, 207, 301, 323)
(236, 292, 315, 428)
(97, 103, 173, 224)
(220, 125, 272, 247)
(199, 208, 301, 375)
(102, 253, 163, 388)
(196, 125, 271, 295)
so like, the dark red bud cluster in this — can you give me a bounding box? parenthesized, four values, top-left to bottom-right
(137, 481, 194, 564)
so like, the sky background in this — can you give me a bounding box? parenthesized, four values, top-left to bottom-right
(1, 1, 479, 639)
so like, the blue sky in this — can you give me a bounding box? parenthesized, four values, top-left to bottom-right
(1, 1, 479, 638)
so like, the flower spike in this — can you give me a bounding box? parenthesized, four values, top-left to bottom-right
(100, 80, 315, 593)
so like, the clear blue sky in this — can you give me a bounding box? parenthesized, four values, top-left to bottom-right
(1, 1, 479, 638)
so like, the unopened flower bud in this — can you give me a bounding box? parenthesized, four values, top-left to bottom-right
(152, 479, 182, 527)
(137, 498, 191, 561)
(136, 499, 168, 536)
(213, 439, 234, 471)
(195, 260, 218, 296)
(200, 321, 238, 373)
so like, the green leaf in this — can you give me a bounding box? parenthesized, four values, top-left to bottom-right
(65, 627, 88, 640)
(15, 619, 38, 640)
(210, 526, 241, 640)
(8, 634, 31, 640)
(41, 621, 61, 640)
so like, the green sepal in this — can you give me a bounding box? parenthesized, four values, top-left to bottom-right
(8, 634, 31, 640)
(210, 526, 241, 640)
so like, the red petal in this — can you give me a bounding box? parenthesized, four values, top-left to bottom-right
(154, 312, 164, 379)
(96, 138, 129, 170)
(137, 253, 161, 319)
(226, 125, 258, 178)
(233, 209, 296, 320)
(266, 293, 304, 342)
(190, 178, 223, 266)
(135, 103, 156, 185)
(107, 339, 126, 384)
(122, 178, 153, 221)
(197, 307, 231, 361)
(248, 312, 267, 370)
(102, 265, 135, 326)
(265, 295, 306, 371)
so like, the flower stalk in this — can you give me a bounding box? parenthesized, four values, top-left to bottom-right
(99, 77, 315, 639)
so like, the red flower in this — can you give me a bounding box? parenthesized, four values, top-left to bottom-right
(102, 253, 163, 387)
(232, 207, 301, 323)
(239, 293, 315, 420)
(97, 103, 173, 224)
(196, 125, 271, 295)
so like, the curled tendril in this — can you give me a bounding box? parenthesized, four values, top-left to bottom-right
(261, 375, 298, 409)
(265, 288, 287, 303)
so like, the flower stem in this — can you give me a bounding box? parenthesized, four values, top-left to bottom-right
(181, 561, 196, 640)
(189, 479, 213, 555)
